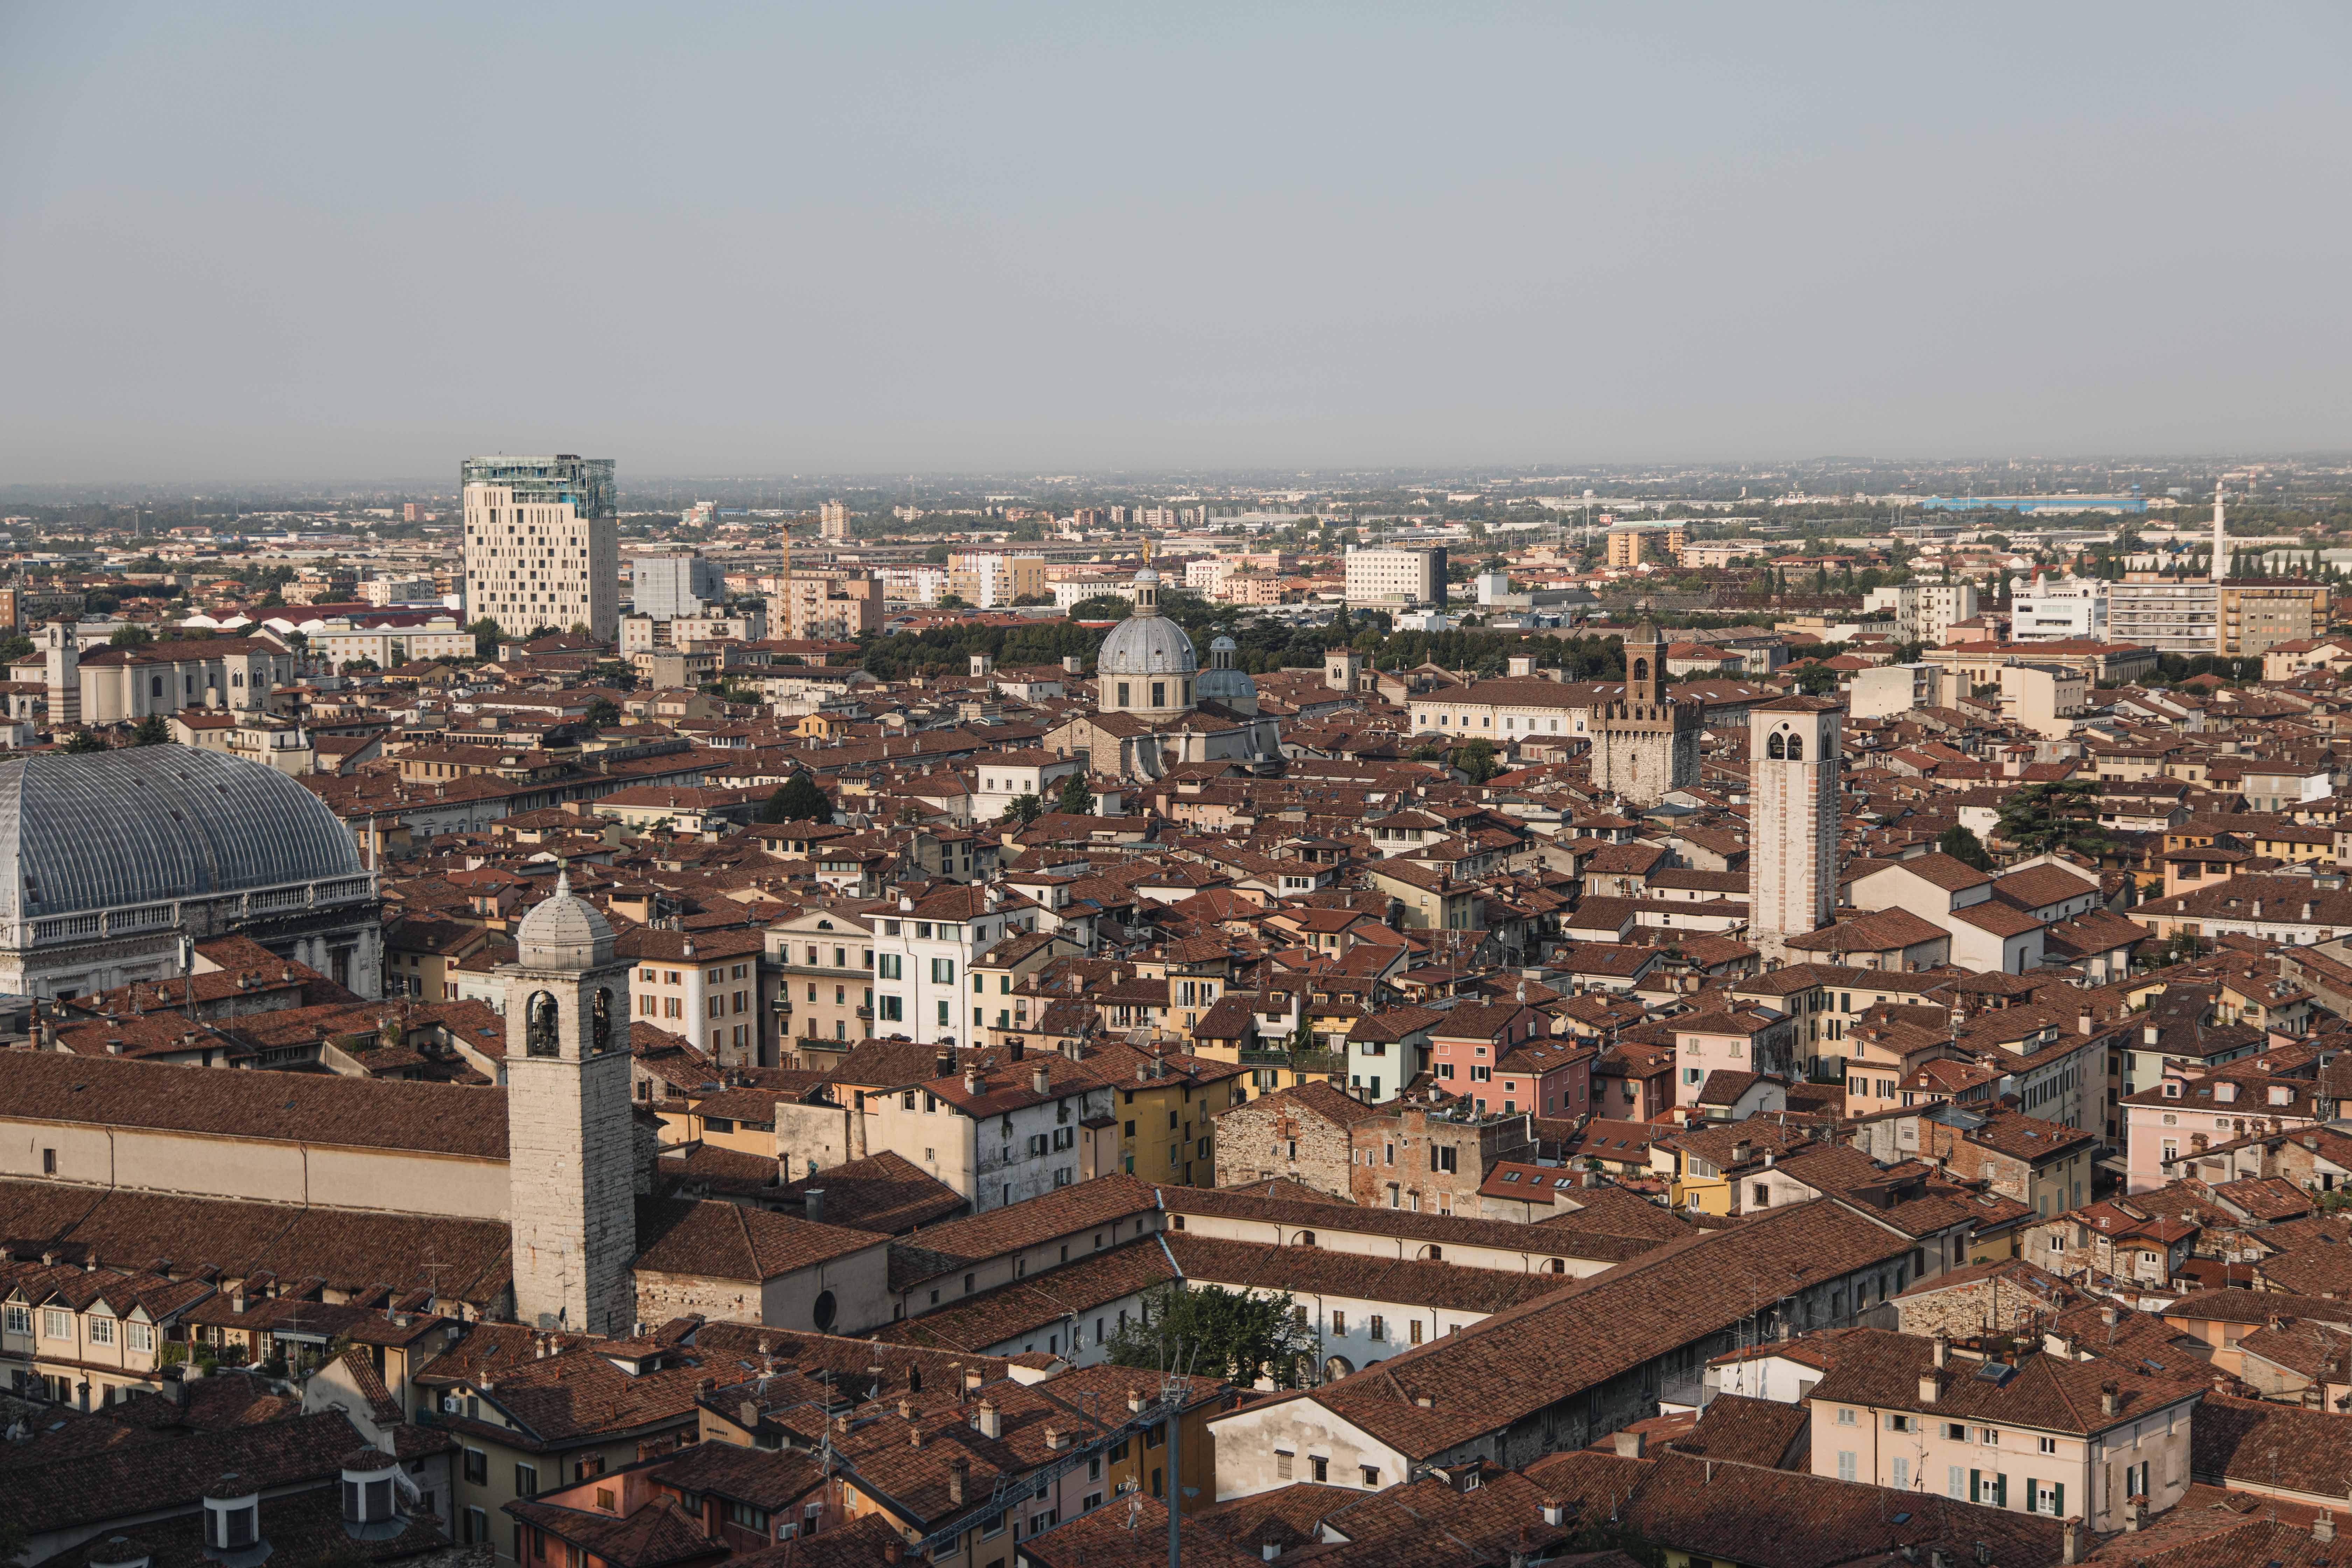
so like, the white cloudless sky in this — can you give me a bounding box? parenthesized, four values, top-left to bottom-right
(2, 2, 2349, 483)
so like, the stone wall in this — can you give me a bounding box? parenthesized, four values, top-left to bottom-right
(1212, 1097, 1353, 1196)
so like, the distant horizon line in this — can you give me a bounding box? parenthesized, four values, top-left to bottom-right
(4, 448, 2346, 500)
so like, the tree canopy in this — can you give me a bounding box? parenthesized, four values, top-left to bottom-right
(1936, 824, 1994, 870)
(1103, 1283, 1319, 1389)
(761, 772, 834, 824)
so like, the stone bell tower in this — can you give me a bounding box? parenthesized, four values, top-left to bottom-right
(501, 870, 635, 1335)
(1748, 695, 1844, 963)
(39, 619, 79, 728)
(1591, 622, 1701, 807)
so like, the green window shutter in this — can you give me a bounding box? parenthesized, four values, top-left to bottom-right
(2053, 1482, 2065, 1519)
(1995, 1474, 2008, 1508)
(1970, 1468, 1981, 1503)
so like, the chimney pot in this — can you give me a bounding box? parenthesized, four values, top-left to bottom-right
(1611, 1429, 1645, 1459)
(1033, 1066, 1050, 1096)
(947, 1458, 968, 1505)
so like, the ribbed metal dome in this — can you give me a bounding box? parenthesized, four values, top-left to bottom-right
(0, 746, 362, 924)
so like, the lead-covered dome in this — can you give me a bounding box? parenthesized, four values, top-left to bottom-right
(1098, 566, 1196, 677)
(516, 869, 614, 970)
(0, 746, 363, 925)
(1196, 635, 1256, 706)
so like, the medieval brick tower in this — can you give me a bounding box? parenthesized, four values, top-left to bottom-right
(502, 871, 636, 1335)
(1591, 623, 1701, 807)
(1747, 696, 1843, 962)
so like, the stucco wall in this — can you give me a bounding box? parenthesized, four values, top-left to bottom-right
(0, 1116, 509, 1218)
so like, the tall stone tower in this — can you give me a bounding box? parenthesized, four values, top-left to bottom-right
(501, 871, 636, 1335)
(1747, 696, 1843, 963)
(1591, 623, 1702, 807)
(39, 620, 79, 728)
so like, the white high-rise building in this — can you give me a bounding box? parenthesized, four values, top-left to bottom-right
(1748, 696, 1842, 962)
(1864, 580, 1980, 645)
(461, 454, 620, 640)
(1343, 546, 1448, 608)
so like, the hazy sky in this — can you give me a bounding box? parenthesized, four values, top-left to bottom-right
(4, 4, 2350, 484)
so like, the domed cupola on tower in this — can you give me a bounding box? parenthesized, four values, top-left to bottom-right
(1095, 554, 1198, 720)
(1194, 635, 1258, 715)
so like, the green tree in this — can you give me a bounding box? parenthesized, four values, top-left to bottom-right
(584, 698, 621, 729)
(0, 635, 30, 663)
(61, 731, 109, 754)
(468, 617, 503, 657)
(1054, 772, 1093, 815)
(1448, 736, 1499, 783)
(109, 624, 154, 648)
(761, 771, 834, 824)
(1995, 779, 2104, 856)
(935, 593, 971, 610)
(131, 715, 171, 746)
(923, 541, 952, 564)
(1105, 1284, 1319, 1389)
(1065, 593, 1132, 620)
(1003, 792, 1044, 826)
(1937, 824, 1994, 870)
(1793, 663, 1841, 695)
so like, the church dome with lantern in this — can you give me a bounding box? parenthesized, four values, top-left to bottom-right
(1096, 559, 1198, 720)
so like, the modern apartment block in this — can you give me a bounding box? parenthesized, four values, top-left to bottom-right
(630, 552, 725, 618)
(1605, 524, 1685, 568)
(2216, 579, 2329, 659)
(2105, 576, 2216, 655)
(1343, 546, 1447, 608)
(818, 499, 851, 541)
(461, 454, 620, 640)
(948, 550, 1047, 608)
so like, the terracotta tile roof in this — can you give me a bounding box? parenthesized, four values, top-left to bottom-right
(1622, 1451, 2066, 1568)
(0, 1408, 366, 1536)
(886, 1174, 1161, 1288)
(1666, 1391, 1811, 1468)
(876, 1238, 1179, 1353)
(630, 1197, 884, 1283)
(507, 1494, 726, 1566)
(2192, 1393, 2352, 1499)
(1241, 1203, 1914, 1461)
(0, 1050, 507, 1157)
(1806, 1331, 2197, 1436)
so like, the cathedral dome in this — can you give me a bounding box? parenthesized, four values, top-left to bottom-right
(515, 870, 614, 970)
(1097, 567, 1197, 679)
